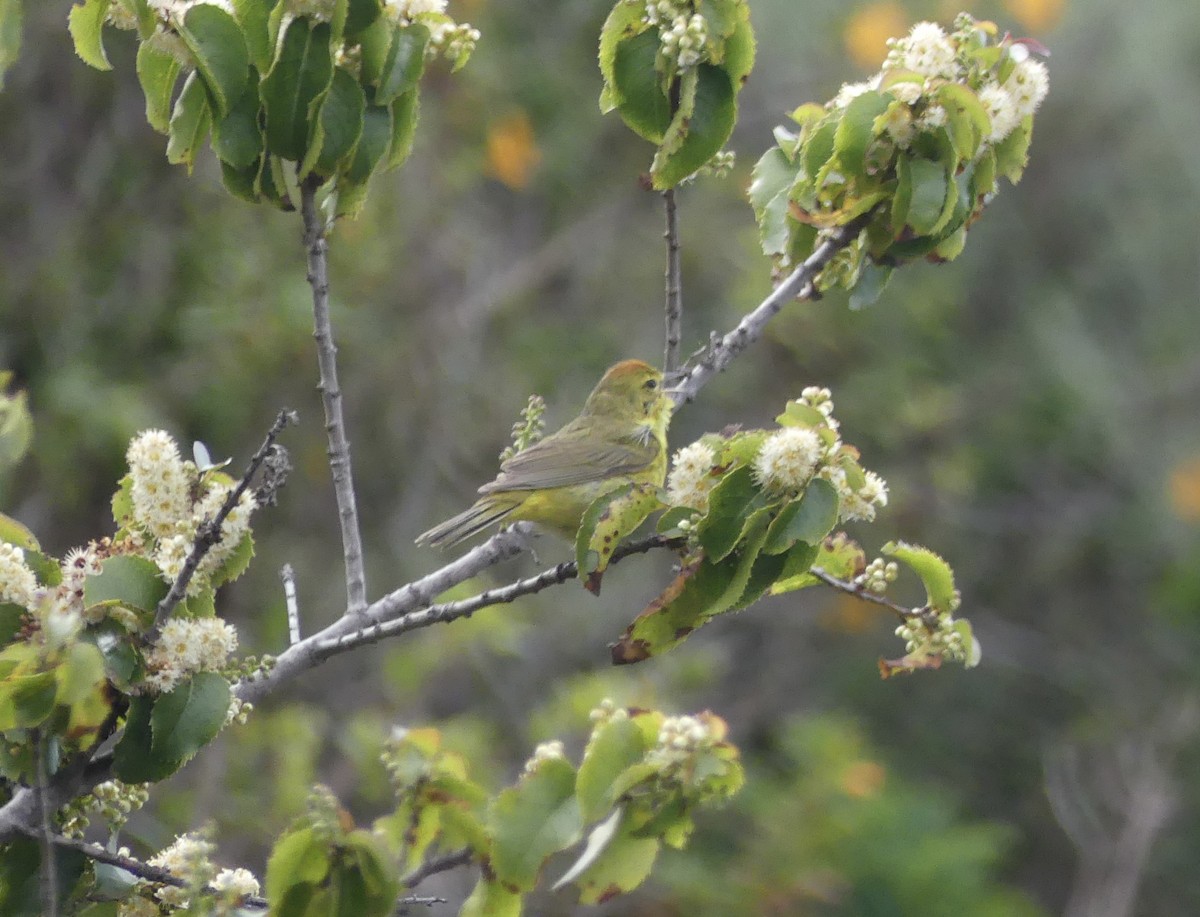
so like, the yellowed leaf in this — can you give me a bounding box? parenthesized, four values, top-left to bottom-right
(840, 759, 886, 798)
(1004, 0, 1067, 32)
(1168, 456, 1200, 522)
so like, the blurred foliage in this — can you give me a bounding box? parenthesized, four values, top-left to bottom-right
(2, 0, 1199, 913)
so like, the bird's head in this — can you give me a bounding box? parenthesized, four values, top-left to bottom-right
(584, 359, 669, 422)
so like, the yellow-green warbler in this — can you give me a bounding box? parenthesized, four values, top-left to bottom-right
(417, 360, 672, 547)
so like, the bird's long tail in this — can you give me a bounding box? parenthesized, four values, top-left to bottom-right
(415, 497, 518, 548)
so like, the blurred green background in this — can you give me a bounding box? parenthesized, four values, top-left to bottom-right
(4, 0, 1200, 913)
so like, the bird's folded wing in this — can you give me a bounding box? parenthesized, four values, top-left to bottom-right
(478, 434, 657, 493)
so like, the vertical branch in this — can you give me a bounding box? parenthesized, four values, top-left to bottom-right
(300, 178, 369, 617)
(34, 731, 58, 917)
(662, 188, 683, 373)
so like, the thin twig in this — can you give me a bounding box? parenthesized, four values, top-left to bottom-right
(301, 177, 369, 618)
(153, 410, 297, 630)
(46, 834, 268, 910)
(235, 526, 534, 704)
(662, 187, 683, 374)
(670, 214, 873, 405)
(810, 565, 918, 621)
(281, 563, 300, 645)
(35, 730, 58, 917)
(397, 896, 448, 913)
(402, 847, 474, 889)
(315, 535, 674, 658)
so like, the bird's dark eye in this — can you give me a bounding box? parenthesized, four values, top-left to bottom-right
(644, 378, 658, 390)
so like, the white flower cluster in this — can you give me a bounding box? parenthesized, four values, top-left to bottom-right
(666, 441, 717, 511)
(855, 557, 899, 595)
(753, 427, 822, 493)
(830, 19, 1048, 149)
(126, 430, 256, 594)
(127, 430, 193, 540)
(643, 1, 709, 69)
(211, 866, 261, 901)
(886, 21, 960, 81)
(523, 739, 566, 775)
(826, 467, 889, 523)
(429, 21, 481, 66)
(147, 832, 217, 907)
(895, 610, 967, 662)
(143, 616, 238, 693)
(646, 713, 721, 773)
(978, 51, 1049, 142)
(0, 542, 38, 609)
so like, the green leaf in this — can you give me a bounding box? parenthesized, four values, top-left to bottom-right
(900, 156, 948, 236)
(490, 757, 581, 891)
(801, 117, 837, 184)
(572, 817, 660, 904)
(167, 71, 213, 172)
(614, 513, 770, 663)
(610, 28, 672, 143)
(341, 831, 401, 916)
(136, 42, 183, 135)
(882, 541, 958, 613)
(937, 83, 989, 162)
(233, 0, 274, 72)
(834, 90, 889, 177)
(994, 117, 1032, 183)
(375, 21, 427, 105)
(210, 531, 255, 588)
(0, 512, 38, 552)
(652, 64, 736, 189)
(1, 671, 56, 729)
(54, 642, 106, 706)
(459, 879, 521, 917)
(150, 671, 231, 763)
(221, 157, 260, 203)
(0, 0, 23, 92)
(576, 482, 663, 594)
(576, 717, 648, 823)
(598, 0, 648, 110)
(0, 603, 23, 645)
(213, 71, 263, 168)
(179, 4, 250, 119)
(848, 260, 893, 309)
(344, 102, 391, 183)
(697, 465, 762, 562)
(716, 5, 755, 86)
(265, 826, 331, 913)
(262, 17, 334, 161)
(953, 618, 982, 667)
(313, 67, 365, 176)
(345, 0, 381, 37)
(84, 554, 168, 622)
(88, 622, 140, 688)
(384, 88, 419, 170)
(762, 479, 839, 555)
(749, 145, 798, 257)
(68, 0, 111, 71)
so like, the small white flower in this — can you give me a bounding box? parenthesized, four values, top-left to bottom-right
(896, 21, 959, 81)
(212, 867, 260, 899)
(523, 740, 565, 774)
(666, 441, 717, 512)
(753, 428, 822, 493)
(1005, 57, 1049, 120)
(978, 81, 1020, 142)
(128, 430, 192, 540)
(833, 80, 872, 110)
(0, 542, 39, 609)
